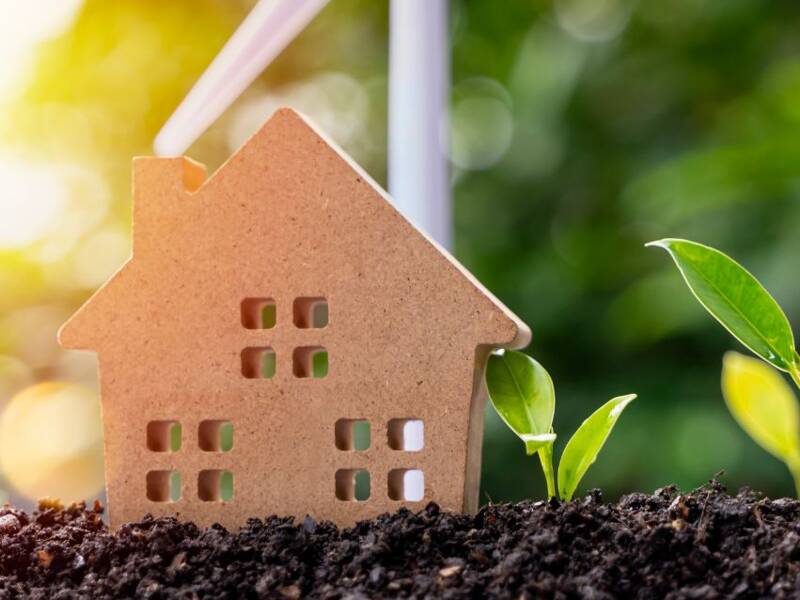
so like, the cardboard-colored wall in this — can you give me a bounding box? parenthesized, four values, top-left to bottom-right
(61, 109, 529, 529)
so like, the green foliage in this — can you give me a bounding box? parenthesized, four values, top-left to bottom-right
(485, 351, 555, 453)
(486, 351, 558, 496)
(722, 352, 800, 476)
(486, 350, 635, 501)
(557, 395, 637, 501)
(722, 352, 800, 495)
(647, 239, 798, 372)
(463, 1, 800, 503)
(653, 239, 800, 495)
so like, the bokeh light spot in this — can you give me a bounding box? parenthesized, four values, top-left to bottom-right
(227, 72, 370, 153)
(450, 79, 513, 171)
(0, 158, 68, 248)
(72, 227, 130, 288)
(0, 0, 83, 98)
(0, 382, 104, 502)
(555, 0, 632, 42)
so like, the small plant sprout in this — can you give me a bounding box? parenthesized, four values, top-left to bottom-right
(485, 349, 636, 501)
(649, 238, 800, 494)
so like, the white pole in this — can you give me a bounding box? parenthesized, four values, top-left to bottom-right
(388, 0, 451, 250)
(388, 0, 450, 500)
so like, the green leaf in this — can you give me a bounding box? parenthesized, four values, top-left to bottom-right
(721, 351, 800, 466)
(647, 238, 797, 372)
(557, 394, 636, 501)
(486, 350, 555, 450)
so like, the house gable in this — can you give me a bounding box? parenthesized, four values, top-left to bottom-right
(60, 108, 529, 354)
(213, 108, 529, 349)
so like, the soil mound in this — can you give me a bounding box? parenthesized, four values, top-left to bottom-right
(1, 481, 798, 599)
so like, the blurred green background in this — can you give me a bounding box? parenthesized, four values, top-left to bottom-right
(1, 0, 799, 509)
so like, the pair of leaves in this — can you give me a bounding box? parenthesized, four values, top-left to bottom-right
(486, 350, 635, 501)
(651, 239, 800, 494)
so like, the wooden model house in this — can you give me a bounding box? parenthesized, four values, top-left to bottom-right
(59, 108, 530, 529)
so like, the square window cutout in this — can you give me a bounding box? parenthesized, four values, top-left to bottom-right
(147, 421, 181, 452)
(241, 298, 276, 329)
(335, 419, 370, 451)
(388, 469, 424, 502)
(242, 347, 276, 379)
(388, 419, 424, 451)
(293, 346, 328, 378)
(293, 297, 328, 328)
(198, 470, 234, 502)
(335, 469, 370, 501)
(199, 420, 233, 452)
(147, 470, 182, 502)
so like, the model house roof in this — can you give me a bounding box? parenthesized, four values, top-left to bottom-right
(59, 108, 530, 352)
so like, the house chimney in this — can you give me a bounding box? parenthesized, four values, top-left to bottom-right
(131, 157, 207, 255)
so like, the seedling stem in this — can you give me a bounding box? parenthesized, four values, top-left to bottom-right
(790, 364, 800, 390)
(486, 350, 635, 501)
(538, 443, 556, 500)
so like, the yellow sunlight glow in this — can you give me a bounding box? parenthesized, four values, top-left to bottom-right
(0, 157, 68, 248)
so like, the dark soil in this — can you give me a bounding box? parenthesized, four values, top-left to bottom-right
(1, 481, 800, 599)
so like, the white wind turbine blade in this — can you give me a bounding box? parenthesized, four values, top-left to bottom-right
(154, 0, 330, 156)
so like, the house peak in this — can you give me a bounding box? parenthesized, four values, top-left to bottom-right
(60, 107, 530, 352)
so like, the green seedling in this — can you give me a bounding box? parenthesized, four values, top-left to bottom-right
(485, 349, 636, 501)
(649, 238, 800, 494)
